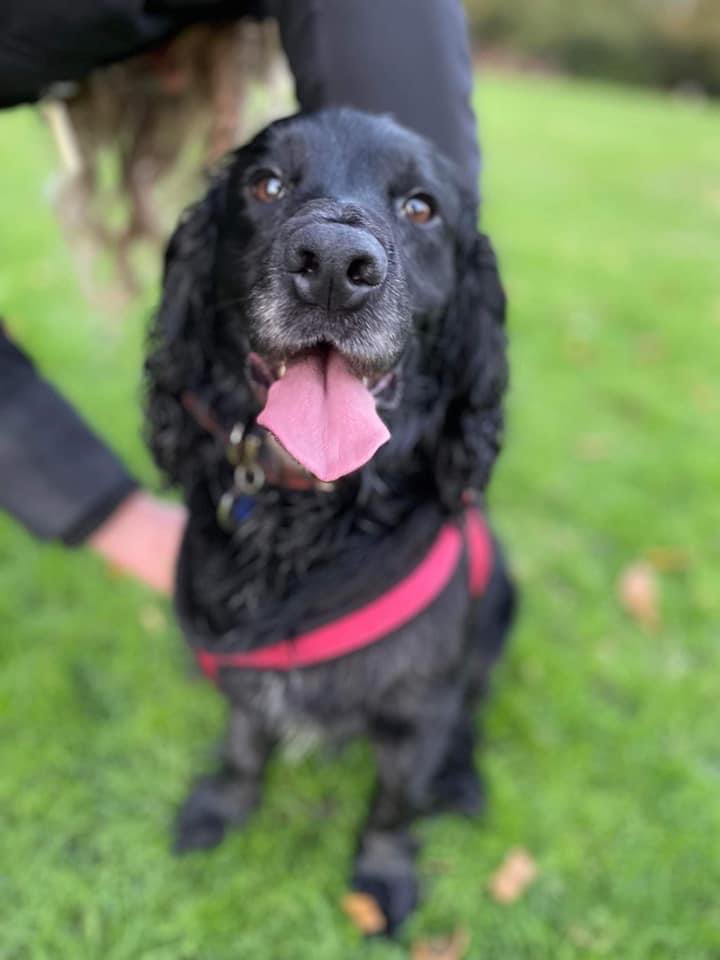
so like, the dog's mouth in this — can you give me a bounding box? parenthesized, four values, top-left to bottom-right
(247, 345, 397, 482)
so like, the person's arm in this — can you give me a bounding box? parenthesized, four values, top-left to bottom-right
(0, 326, 184, 593)
(0, 0, 176, 107)
(0, 0, 267, 109)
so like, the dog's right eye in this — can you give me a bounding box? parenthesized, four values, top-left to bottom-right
(250, 172, 286, 203)
(400, 192, 436, 225)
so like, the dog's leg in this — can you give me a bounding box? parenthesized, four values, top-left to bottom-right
(427, 704, 485, 816)
(351, 686, 463, 933)
(426, 554, 517, 817)
(174, 705, 273, 854)
(467, 547, 517, 696)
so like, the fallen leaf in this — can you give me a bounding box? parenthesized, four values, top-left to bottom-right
(692, 383, 719, 414)
(564, 337, 595, 365)
(636, 333, 665, 363)
(488, 847, 538, 904)
(140, 605, 166, 633)
(341, 892, 387, 935)
(645, 546, 691, 574)
(411, 929, 470, 960)
(568, 923, 615, 952)
(105, 561, 126, 581)
(576, 433, 611, 462)
(618, 562, 661, 630)
(706, 187, 720, 212)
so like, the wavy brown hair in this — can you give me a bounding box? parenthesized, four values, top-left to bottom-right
(43, 18, 287, 303)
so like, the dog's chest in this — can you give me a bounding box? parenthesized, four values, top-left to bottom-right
(247, 673, 328, 753)
(179, 499, 453, 649)
(218, 656, 382, 756)
(216, 567, 472, 740)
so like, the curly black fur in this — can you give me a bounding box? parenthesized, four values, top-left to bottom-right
(144, 109, 515, 933)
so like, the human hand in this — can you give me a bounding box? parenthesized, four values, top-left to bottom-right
(89, 491, 186, 595)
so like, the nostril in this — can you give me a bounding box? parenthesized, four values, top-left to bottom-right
(298, 249, 320, 275)
(285, 221, 387, 308)
(347, 256, 381, 287)
(286, 243, 321, 275)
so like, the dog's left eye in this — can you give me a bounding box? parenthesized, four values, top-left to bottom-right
(250, 171, 286, 203)
(400, 192, 436, 225)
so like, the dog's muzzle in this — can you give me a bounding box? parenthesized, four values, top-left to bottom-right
(284, 220, 388, 313)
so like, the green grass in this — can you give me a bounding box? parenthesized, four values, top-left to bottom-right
(1, 73, 719, 959)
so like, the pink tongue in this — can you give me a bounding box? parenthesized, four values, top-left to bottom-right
(257, 350, 390, 482)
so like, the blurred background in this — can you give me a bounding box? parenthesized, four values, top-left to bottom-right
(0, 4, 718, 958)
(466, 0, 720, 93)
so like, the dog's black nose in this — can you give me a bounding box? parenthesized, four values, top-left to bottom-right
(285, 223, 387, 311)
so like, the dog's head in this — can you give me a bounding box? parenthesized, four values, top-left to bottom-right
(147, 109, 506, 501)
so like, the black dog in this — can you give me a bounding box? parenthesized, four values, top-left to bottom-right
(145, 109, 515, 933)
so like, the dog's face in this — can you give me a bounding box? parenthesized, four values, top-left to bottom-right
(208, 110, 466, 481)
(218, 110, 462, 370)
(150, 109, 506, 496)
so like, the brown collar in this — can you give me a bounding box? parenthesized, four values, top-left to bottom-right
(181, 390, 335, 499)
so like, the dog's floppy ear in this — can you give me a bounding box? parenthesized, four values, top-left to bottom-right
(434, 220, 508, 508)
(156, 184, 221, 353)
(144, 182, 223, 485)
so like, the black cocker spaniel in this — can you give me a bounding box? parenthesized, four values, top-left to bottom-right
(145, 108, 515, 933)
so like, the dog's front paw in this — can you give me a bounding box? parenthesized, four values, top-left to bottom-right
(173, 774, 261, 854)
(349, 871, 419, 936)
(175, 805, 226, 853)
(350, 830, 420, 935)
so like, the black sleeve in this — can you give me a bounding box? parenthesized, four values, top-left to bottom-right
(0, 327, 138, 545)
(270, 0, 480, 199)
(0, 0, 275, 109)
(0, 0, 220, 107)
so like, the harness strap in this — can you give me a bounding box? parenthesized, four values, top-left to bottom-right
(196, 507, 493, 681)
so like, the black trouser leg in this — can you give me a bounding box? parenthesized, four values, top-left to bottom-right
(271, 0, 480, 199)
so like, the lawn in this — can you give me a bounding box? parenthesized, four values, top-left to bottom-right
(1, 72, 719, 959)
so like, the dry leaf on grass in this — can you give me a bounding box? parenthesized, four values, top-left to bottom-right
(488, 847, 538, 904)
(139, 605, 166, 633)
(692, 383, 719, 414)
(576, 433, 611, 462)
(644, 546, 691, 573)
(411, 928, 470, 960)
(618, 562, 660, 630)
(341, 892, 387, 935)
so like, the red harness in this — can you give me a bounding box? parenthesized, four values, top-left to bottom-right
(196, 508, 493, 682)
